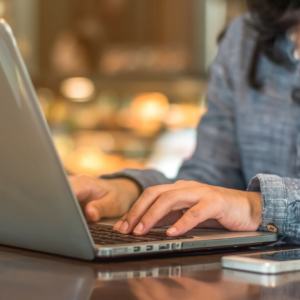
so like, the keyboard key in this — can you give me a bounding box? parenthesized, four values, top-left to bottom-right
(89, 225, 193, 245)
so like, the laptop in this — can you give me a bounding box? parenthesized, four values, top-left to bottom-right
(0, 19, 277, 260)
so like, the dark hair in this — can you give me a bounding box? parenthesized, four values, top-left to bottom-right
(246, 0, 300, 89)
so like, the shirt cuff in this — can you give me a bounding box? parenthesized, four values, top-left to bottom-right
(247, 174, 287, 234)
(101, 168, 172, 191)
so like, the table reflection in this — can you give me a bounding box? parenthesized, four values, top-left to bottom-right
(94, 261, 256, 300)
(127, 277, 256, 300)
(0, 251, 94, 300)
(1, 247, 300, 300)
(223, 269, 300, 300)
(93, 258, 300, 300)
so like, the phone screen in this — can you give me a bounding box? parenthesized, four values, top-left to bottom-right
(245, 250, 300, 262)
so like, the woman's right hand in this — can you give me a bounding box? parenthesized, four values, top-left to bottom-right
(68, 175, 141, 222)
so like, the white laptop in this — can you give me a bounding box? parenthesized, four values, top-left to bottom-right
(0, 19, 277, 260)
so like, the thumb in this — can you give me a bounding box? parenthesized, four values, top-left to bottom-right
(85, 195, 112, 222)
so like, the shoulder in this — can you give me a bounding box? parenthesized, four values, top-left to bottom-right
(218, 13, 257, 64)
(222, 13, 257, 47)
(212, 13, 258, 85)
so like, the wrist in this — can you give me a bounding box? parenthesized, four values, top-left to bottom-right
(110, 178, 141, 206)
(247, 192, 263, 230)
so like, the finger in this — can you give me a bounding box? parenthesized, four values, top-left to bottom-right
(167, 202, 219, 236)
(116, 184, 179, 234)
(85, 194, 118, 222)
(154, 211, 184, 227)
(133, 188, 201, 235)
(115, 211, 181, 231)
(113, 214, 127, 231)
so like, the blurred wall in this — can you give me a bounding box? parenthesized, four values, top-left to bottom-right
(10, 0, 39, 76)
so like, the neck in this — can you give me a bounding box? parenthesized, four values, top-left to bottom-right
(295, 25, 300, 57)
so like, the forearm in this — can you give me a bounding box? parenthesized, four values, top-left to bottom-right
(101, 168, 173, 191)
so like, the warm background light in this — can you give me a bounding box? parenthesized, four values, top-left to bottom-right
(60, 77, 95, 102)
(5, 0, 246, 177)
(0, 0, 6, 17)
(131, 93, 169, 121)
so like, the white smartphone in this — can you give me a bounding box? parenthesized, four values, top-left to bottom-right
(222, 268, 300, 287)
(222, 249, 300, 274)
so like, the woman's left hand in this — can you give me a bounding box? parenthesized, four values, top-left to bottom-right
(113, 180, 263, 236)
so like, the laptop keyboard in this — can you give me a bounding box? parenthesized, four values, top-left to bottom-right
(89, 224, 194, 245)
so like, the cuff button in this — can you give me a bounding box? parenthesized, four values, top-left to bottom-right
(267, 224, 278, 233)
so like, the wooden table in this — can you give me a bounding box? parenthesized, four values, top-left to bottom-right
(0, 244, 299, 300)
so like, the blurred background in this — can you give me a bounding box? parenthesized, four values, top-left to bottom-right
(1, 0, 246, 178)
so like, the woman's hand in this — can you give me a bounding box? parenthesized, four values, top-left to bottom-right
(69, 175, 141, 222)
(113, 180, 263, 236)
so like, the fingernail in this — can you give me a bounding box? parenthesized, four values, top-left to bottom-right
(133, 222, 144, 235)
(119, 221, 129, 233)
(113, 220, 123, 231)
(167, 227, 177, 236)
(86, 207, 98, 221)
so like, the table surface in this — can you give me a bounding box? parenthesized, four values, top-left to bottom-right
(1, 244, 300, 300)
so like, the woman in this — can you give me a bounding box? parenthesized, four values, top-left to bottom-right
(70, 0, 300, 243)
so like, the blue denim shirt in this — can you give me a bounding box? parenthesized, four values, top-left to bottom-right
(103, 14, 300, 243)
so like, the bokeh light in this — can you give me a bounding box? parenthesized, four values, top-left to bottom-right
(60, 77, 95, 102)
(0, 1, 5, 17)
(131, 93, 169, 121)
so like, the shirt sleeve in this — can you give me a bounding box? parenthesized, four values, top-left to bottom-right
(248, 174, 300, 243)
(102, 17, 247, 191)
